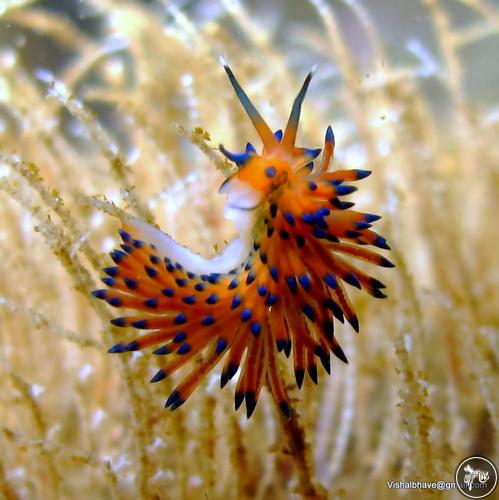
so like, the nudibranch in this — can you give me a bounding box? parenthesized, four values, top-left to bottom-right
(92, 65, 394, 418)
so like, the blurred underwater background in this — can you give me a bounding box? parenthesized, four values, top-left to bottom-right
(0, 0, 498, 498)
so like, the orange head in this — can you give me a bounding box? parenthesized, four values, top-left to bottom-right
(219, 65, 335, 209)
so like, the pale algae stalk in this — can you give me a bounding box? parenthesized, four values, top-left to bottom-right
(0, 1, 498, 499)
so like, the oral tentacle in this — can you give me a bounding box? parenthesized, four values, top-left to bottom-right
(223, 64, 278, 151)
(282, 68, 315, 151)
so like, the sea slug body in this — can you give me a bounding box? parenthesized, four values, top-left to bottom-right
(92, 65, 394, 418)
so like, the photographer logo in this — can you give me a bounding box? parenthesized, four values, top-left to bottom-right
(455, 456, 497, 499)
